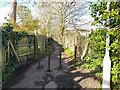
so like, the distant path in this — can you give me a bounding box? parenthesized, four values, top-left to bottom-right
(9, 40, 100, 88)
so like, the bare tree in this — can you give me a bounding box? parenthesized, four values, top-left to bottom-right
(37, 1, 88, 69)
(53, 1, 88, 68)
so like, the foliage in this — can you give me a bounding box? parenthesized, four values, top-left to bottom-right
(16, 5, 39, 33)
(81, 2, 120, 88)
(81, 28, 106, 74)
(42, 52, 48, 55)
(2, 67, 15, 81)
(63, 46, 73, 57)
(90, 2, 120, 28)
(6, 5, 39, 33)
(2, 23, 33, 47)
(1, 23, 35, 81)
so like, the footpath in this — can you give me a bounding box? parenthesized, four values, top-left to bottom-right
(8, 41, 100, 88)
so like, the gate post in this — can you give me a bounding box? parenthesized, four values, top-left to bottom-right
(102, 2, 111, 89)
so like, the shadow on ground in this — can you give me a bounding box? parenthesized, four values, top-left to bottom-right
(63, 53, 101, 88)
(3, 39, 100, 89)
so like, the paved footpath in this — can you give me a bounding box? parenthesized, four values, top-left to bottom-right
(10, 41, 100, 88)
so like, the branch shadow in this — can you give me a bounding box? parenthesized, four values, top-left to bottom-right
(63, 53, 102, 88)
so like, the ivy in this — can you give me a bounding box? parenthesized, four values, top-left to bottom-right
(82, 2, 120, 89)
(1, 23, 35, 81)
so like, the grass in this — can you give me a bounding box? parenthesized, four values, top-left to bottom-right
(42, 52, 48, 55)
(62, 46, 73, 57)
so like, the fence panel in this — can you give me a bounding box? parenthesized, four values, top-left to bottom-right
(2, 31, 36, 71)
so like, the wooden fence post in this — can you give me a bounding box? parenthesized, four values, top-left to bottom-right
(74, 45, 77, 66)
(59, 35, 63, 69)
(59, 46, 62, 69)
(34, 29, 38, 61)
(8, 41, 10, 62)
(2, 47, 6, 70)
(34, 35, 36, 60)
(37, 46, 42, 69)
(74, 34, 77, 66)
(29, 37, 32, 62)
(27, 37, 29, 62)
(47, 37, 51, 72)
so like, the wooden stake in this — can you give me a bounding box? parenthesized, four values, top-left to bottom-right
(47, 38, 51, 72)
(74, 45, 77, 66)
(27, 38, 29, 62)
(34, 35, 36, 60)
(2, 47, 6, 70)
(37, 46, 42, 69)
(59, 46, 62, 69)
(74, 34, 78, 66)
(59, 35, 63, 69)
(8, 41, 10, 62)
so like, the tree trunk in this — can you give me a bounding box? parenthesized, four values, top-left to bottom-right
(10, 0, 17, 23)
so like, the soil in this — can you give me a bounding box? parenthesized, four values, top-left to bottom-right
(3, 40, 100, 89)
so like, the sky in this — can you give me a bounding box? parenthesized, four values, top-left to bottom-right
(0, 1, 98, 30)
(0, 1, 37, 25)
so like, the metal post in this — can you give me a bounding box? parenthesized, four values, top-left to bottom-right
(102, 2, 111, 89)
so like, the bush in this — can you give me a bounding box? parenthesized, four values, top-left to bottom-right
(82, 26, 120, 88)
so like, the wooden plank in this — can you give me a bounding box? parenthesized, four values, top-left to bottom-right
(9, 40, 21, 63)
(18, 52, 34, 57)
(17, 44, 34, 47)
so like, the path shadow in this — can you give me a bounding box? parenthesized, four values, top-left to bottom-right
(63, 55, 100, 88)
(61, 47, 101, 88)
(3, 39, 101, 89)
(2, 38, 56, 88)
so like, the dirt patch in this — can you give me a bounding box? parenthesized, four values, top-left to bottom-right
(34, 73, 55, 87)
(54, 74, 79, 88)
